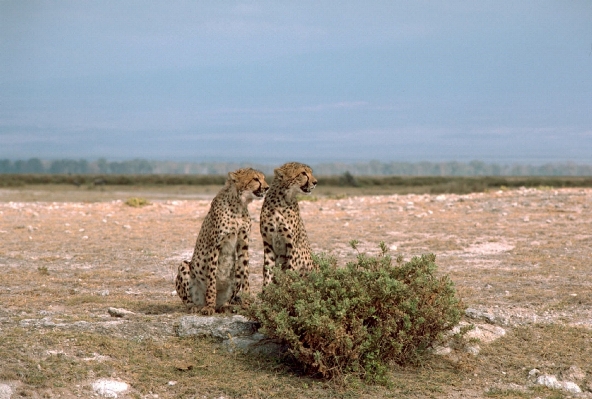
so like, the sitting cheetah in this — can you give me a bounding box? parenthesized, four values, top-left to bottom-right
(260, 162, 318, 286)
(175, 168, 269, 315)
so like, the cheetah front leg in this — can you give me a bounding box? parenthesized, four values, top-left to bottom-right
(262, 231, 277, 287)
(201, 249, 219, 316)
(231, 230, 250, 306)
(262, 223, 295, 286)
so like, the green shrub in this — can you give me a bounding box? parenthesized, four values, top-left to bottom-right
(247, 242, 464, 383)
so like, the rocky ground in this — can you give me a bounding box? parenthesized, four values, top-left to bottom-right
(0, 185, 591, 398)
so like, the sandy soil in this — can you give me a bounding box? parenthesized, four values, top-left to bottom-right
(1, 187, 591, 324)
(0, 186, 591, 397)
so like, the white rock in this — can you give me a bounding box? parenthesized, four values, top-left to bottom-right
(528, 368, 540, 378)
(108, 307, 135, 318)
(465, 344, 480, 355)
(536, 375, 582, 394)
(223, 333, 285, 356)
(430, 346, 452, 356)
(176, 315, 258, 339)
(0, 384, 13, 399)
(561, 381, 582, 393)
(536, 375, 562, 390)
(92, 379, 129, 398)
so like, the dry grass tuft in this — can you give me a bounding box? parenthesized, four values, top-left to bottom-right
(124, 197, 151, 207)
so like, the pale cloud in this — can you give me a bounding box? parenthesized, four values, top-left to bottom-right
(302, 102, 369, 111)
(1, 1, 591, 163)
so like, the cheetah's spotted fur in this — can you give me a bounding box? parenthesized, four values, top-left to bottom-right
(260, 162, 318, 286)
(175, 168, 269, 314)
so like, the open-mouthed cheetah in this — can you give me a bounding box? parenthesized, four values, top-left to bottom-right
(175, 168, 269, 315)
(260, 162, 318, 286)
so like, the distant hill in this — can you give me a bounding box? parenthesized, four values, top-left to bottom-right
(1, 158, 591, 176)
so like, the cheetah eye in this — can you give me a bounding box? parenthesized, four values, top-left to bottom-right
(301, 171, 307, 176)
(253, 177, 260, 182)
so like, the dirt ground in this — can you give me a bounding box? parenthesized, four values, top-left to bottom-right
(0, 184, 591, 398)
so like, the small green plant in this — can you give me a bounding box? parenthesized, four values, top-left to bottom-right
(124, 197, 150, 207)
(37, 266, 49, 275)
(247, 242, 464, 383)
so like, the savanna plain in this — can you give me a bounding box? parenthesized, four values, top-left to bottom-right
(0, 181, 591, 398)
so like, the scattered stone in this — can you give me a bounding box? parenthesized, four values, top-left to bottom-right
(465, 308, 497, 324)
(176, 315, 258, 339)
(464, 344, 481, 356)
(0, 383, 13, 399)
(536, 374, 582, 394)
(175, 315, 286, 356)
(108, 307, 135, 318)
(528, 368, 541, 379)
(222, 332, 285, 356)
(430, 346, 452, 356)
(435, 321, 506, 358)
(92, 379, 129, 398)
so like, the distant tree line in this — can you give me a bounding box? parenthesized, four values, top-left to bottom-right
(1, 158, 591, 176)
(313, 160, 592, 176)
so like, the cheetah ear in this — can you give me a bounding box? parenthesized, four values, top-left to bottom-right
(274, 167, 285, 179)
(228, 171, 238, 183)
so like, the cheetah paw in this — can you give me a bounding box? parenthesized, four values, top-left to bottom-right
(200, 306, 215, 316)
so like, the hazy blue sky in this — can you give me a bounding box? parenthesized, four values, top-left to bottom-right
(1, 1, 591, 164)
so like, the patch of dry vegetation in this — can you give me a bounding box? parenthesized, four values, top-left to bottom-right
(0, 185, 591, 397)
(3, 323, 589, 398)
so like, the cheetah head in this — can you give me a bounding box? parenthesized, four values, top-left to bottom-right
(228, 168, 269, 202)
(274, 162, 318, 195)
